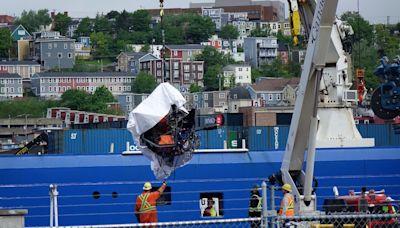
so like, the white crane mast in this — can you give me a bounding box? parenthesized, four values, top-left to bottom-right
(281, 0, 374, 215)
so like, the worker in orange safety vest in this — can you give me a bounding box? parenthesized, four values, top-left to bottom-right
(135, 180, 167, 226)
(279, 183, 295, 217)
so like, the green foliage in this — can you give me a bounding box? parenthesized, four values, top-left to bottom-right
(140, 43, 151, 53)
(0, 98, 59, 118)
(220, 24, 239, 40)
(340, 11, 373, 43)
(131, 10, 152, 32)
(53, 13, 72, 36)
(195, 46, 234, 90)
(60, 87, 118, 114)
(250, 27, 270, 37)
(115, 10, 133, 32)
(90, 32, 112, 57)
(75, 17, 92, 37)
(14, 9, 51, 33)
(189, 84, 202, 93)
(259, 59, 300, 78)
(132, 72, 157, 93)
(203, 65, 222, 91)
(0, 29, 12, 58)
(251, 68, 264, 83)
(154, 13, 215, 44)
(93, 14, 112, 33)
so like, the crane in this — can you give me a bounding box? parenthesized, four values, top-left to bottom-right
(270, 0, 374, 215)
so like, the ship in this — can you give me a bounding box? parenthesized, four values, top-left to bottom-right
(0, 124, 399, 227)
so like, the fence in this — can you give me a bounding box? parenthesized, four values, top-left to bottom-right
(16, 180, 400, 228)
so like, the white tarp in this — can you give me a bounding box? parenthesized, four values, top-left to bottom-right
(127, 83, 191, 180)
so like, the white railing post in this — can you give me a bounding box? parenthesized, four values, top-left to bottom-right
(262, 181, 268, 228)
(49, 184, 59, 227)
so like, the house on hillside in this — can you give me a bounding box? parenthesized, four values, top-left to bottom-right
(11, 24, 31, 41)
(116, 52, 158, 74)
(164, 44, 204, 61)
(247, 77, 299, 107)
(0, 73, 23, 100)
(222, 64, 251, 88)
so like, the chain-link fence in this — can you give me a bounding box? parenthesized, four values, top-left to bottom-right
(31, 213, 400, 228)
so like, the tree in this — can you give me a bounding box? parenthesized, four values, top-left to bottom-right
(91, 86, 116, 113)
(140, 44, 150, 53)
(90, 32, 111, 57)
(93, 14, 112, 33)
(203, 65, 222, 91)
(340, 11, 373, 43)
(195, 46, 233, 71)
(60, 89, 92, 111)
(250, 27, 270, 37)
(220, 24, 239, 40)
(116, 10, 133, 32)
(185, 15, 215, 44)
(0, 29, 12, 58)
(75, 17, 92, 37)
(132, 10, 151, 32)
(132, 72, 157, 93)
(14, 9, 51, 33)
(53, 13, 72, 36)
(189, 84, 202, 93)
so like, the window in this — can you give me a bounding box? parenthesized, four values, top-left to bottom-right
(204, 102, 208, 108)
(219, 102, 225, 106)
(219, 93, 225, 99)
(184, 65, 190, 72)
(48, 43, 52, 49)
(233, 94, 238, 99)
(47, 52, 51, 57)
(204, 93, 208, 100)
(54, 43, 57, 48)
(70, 43, 74, 49)
(10, 87, 14, 93)
(64, 43, 68, 49)
(268, 94, 273, 101)
(184, 73, 190, 80)
(57, 53, 63, 59)
(239, 67, 242, 71)
(276, 94, 281, 100)
(157, 62, 162, 68)
(126, 96, 131, 102)
(173, 62, 179, 70)
(174, 70, 179, 78)
(173, 50, 178, 56)
(41, 86, 44, 92)
(68, 53, 73, 58)
(157, 70, 162, 76)
(197, 65, 203, 72)
(194, 95, 198, 101)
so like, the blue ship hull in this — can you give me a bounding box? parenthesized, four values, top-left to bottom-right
(0, 147, 400, 227)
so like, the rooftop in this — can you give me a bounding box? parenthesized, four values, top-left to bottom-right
(251, 77, 300, 91)
(166, 44, 205, 50)
(33, 72, 137, 78)
(0, 60, 40, 65)
(0, 73, 22, 79)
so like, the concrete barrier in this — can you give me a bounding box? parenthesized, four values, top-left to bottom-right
(0, 209, 28, 228)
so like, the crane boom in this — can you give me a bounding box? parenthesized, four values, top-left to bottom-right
(279, 0, 374, 215)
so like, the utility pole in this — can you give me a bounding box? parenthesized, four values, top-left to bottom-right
(160, 0, 167, 83)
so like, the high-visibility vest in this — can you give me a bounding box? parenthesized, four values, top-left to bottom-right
(249, 194, 262, 213)
(138, 193, 156, 213)
(279, 193, 294, 216)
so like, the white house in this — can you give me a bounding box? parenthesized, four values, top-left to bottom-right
(222, 64, 252, 88)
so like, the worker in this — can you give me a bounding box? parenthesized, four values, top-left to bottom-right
(135, 180, 167, 226)
(279, 183, 295, 227)
(248, 184, 262, 228)
(202, 197, 217, 217)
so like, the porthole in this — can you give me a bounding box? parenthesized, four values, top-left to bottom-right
(92, 191, 101, 199)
